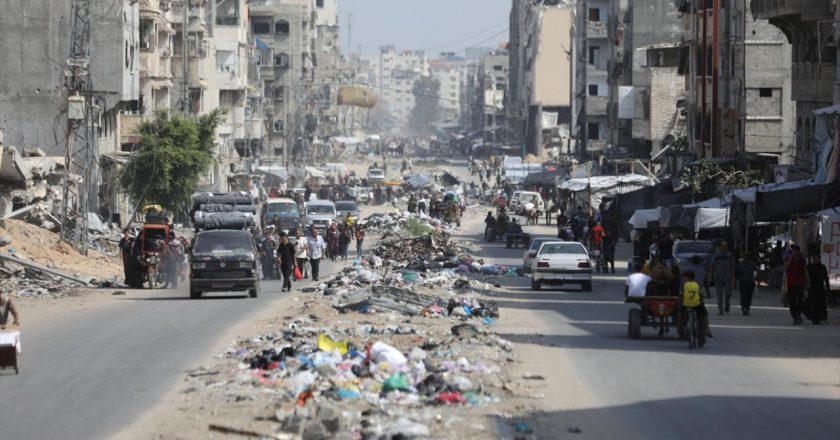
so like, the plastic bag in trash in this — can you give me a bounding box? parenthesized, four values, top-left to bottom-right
(385, 418, 430, 437)
(289, 370, 316, 394)
(317, 334, 349, 356)
(382, 373, 411, 392)
(481, 264, 502, 275)
(370, 341, 407, 366)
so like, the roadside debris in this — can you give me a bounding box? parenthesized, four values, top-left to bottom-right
(180, 211, 522, 438)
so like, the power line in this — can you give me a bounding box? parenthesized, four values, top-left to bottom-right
(416, 20, 510, 52)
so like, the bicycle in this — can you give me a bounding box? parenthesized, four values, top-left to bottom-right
(685, 308, 706, 350)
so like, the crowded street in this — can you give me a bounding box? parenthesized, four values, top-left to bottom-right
(2, 0, 840, 439)
(1, 160, 837, 439)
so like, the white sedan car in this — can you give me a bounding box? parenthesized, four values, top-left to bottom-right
(531, 241, 592, 291)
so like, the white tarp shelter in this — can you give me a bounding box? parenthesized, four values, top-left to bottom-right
(561, 174, 652, 208)
(694, 208, 729, 231)
(628, 208, 661, 229)
(729, 179, 819, 204)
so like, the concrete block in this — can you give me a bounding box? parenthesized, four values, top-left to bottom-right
(301, 420, 329, 440)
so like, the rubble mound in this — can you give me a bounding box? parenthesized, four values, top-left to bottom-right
(0, 219, 120, 282)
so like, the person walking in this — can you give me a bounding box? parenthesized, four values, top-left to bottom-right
(325, 223, 339, 261)
(602, 230, 617, 274)
(118, 230, 134, 285)
(355, 225, 365, 258)
(805, 253, 830, 324)
(276, 232, 296, 292)
(784, 244, 808, 325)
(307, 227, 326, 281)
(293, 228, 309, 279)
(260, 227, 278, 280)
(710, 241, 736, 314)
(338, 224, 352, 261)
(736, 253, 758, 315)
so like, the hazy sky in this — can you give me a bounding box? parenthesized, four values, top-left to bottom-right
(338, 0, 511, 55)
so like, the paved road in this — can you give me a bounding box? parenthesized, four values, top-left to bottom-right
(0, 260, 344, 440)
(462, 217, 840, 439)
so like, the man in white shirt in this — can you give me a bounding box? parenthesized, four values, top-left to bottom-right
(307, 227, 326, 281)
(625, 264, 652, 299)
(293, 228, 309, 279)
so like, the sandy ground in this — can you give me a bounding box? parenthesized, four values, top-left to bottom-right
(0, 219, 121, 281)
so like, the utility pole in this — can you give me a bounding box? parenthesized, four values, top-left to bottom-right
(177, 1, 191, 114)
(61, 0, 95, 254)
(712, 0, 721, 158)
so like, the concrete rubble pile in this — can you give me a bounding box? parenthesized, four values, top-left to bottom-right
(182, 220, 528, 438)
(1, 145, 121, 252)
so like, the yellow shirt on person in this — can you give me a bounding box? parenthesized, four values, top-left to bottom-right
(682, 281, 702, 308)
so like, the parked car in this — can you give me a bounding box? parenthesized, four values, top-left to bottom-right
(304, 200, 337, 233)
(673, 240, 715, 293)
(189, 229, 259, 299)
(531, 241, 592, 291)
(335, 200, 360, 220)
(367, 168, 386, 184)
(523, 238, 557, 274)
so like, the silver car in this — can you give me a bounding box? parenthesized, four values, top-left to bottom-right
(523, 238, 557, 274)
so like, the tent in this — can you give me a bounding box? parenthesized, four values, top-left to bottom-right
(628, 208, 661, 229)
(628, 206, 728, 232)
(561, 174, 653, 208)
(405, 174, 433, 188)
(440, 172, 460, 186)
(255, 165, 289, 181)
(524, 170, 563, 187)
(754, 181, 840, 222)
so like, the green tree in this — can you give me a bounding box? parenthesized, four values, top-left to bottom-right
(681, 162, 764, 201)
(408, 76, 442, 135)
(120, 110, 225, 213)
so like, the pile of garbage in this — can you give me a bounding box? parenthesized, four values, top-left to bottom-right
(178, 208, 534, 437)
(197, 305, 515, 438)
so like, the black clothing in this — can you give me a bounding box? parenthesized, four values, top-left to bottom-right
(739, 282, 755, 313)
(310, 258, 321, 280)
(659, 238, 674, 260)
(277, 241, 296, 267)
(788, 285, 805, 322)
(806, 262, 830, 323)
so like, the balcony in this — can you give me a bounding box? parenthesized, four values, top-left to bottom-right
(587, 96, 608, 116)
(750, 0, 832, 21)
(171, 57, 206, 87)
(119, 113, 144, 146)
(588, 21, 607, 39)
(216, 68, 246, 90)
(216, 15, 240, 26)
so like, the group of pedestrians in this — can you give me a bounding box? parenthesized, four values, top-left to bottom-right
(259, 224, 366, 293)
(629, 238, 829, 327)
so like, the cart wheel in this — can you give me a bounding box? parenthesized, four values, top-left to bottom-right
(628, 309, 642, 339)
